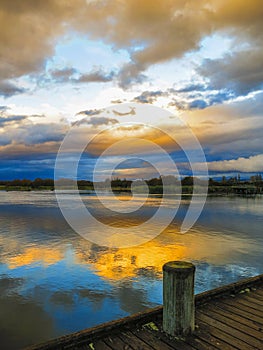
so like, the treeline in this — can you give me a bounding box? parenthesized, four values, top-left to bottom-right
(0, 174, 262, 194)
(0, 178, 93, 190)
(0, 178, 55, 190)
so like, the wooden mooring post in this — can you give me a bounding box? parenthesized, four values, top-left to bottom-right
(163, 261, 195, 338)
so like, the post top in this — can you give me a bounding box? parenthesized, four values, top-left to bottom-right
(163, 261, 195, 273)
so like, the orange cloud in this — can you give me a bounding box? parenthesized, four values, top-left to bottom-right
(1, 0, 262, 86)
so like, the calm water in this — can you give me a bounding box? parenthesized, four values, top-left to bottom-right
(0, 191, 263, 349)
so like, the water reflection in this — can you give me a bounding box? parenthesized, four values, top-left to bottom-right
(0, 192, 262, 349)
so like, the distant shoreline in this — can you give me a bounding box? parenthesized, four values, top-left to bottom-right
(1, 185, 262, 198)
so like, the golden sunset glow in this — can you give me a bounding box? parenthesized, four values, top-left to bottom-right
(0, 1, 262, 179)
(7, 247, 64, 269)
(75, 227, 251, 281)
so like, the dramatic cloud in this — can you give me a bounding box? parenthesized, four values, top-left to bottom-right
(0, 118, 68, 156)
(0, 133, 12, 146)
(0, 115, 27, 127)
(188, 99, 208, 110)
(208, 154, 263, 173)
(0, 106, 9, 112)
(181, 93, 263, 159)
(199, 49, 263, 95)
(117, 62, 147, 88)
(1, 0, 263, 90)
(50, 67, 77, 83)
(0, 0, 83, 81)
(133, 91, 165, 104)
(76, 69, 115, 83)
(1, 0, 263, 178)
(0, 81, 26, 97)
(16, 124, 66, 145)
(74, 116, 119, 127)
(76, 109, 103, 116)
(176, 84, 208, 93)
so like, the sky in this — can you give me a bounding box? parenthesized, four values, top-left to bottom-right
(0, 0, 263, 180)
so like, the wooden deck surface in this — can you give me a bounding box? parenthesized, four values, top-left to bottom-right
(25, 274, 263, 350)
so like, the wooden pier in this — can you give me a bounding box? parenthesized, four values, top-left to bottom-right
(25, 273, 263, 350)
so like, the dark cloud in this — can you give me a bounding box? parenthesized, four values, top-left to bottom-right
(0, 106, 9, 112)
(74, 116, 119, 127)
(0, 134, 12, 146)
(188, 99, 208, 110)
(43, 67, 115, 86)
(111, 99, 124, 104)
(176, 84, 208, 93)
(168, 99, 188, 111)
(117, 62, 147, 89)
(20, 124, 66, 145)
(206, 91, 235, 105)
(0, 115, 27, 127)
(0, 81, 26, 97)
(198, 49, 263, 96)
(50, 67, 77, 83)
(133, 90, 165, 104)
(76, 109, 103, 116)
(76, 69, 115, 83)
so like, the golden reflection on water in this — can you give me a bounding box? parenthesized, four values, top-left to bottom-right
(76, 239, 187, 281)
(7, 246, 64, 269)
(2, 223, 252, 279)
(1, 214, 254, 279)
(74, 226, 252, 282)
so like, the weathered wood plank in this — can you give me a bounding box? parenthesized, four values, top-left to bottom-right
(128, 329, 175, 350)
(118, 330, 156, 350)
(198, 306, 263, 345)
(195, 315, 253, 350)
(195, 320, 237, 350)
(206, 302, 263, 332)
(215, 299, 263, 326)
(181, 332, 218, 350)
(232, 297, 263, 315)
(222, 298, 263, 319)
(241, 294, 263, 306)
(91, 339, 113, 350)
(104, 334, 132, 350)
(196, 311, 260, 349)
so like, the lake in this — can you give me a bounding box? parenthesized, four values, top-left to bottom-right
(0, 191, 263, 349)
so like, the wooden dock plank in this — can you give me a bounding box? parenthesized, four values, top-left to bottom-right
(195, 320, 237, 350)
(196, 310, 261, 349)
(194, 319, 238, 350)
(128, 329, 176, 350)
(251, 289, 263, 299)
(205, 302, 263, 333)
(241, 293, 263, 306)
(118, 330, 157, 350)
(198, 306, 263, 347)
(231, 297, 263, 315)
(221, 298, 263, 320)
(104, 334, 133, 350)
(214, 299, 263, 327)
(195, 314, 254, 350)
(93, 340, 114, 350)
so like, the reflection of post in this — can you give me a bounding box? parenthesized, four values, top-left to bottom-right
(163, 261, 195, 338)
